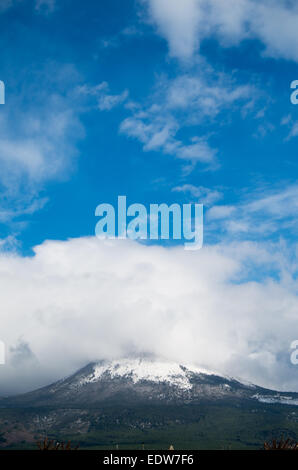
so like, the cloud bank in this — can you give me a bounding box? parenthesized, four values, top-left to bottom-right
(0, 236, 297, 395)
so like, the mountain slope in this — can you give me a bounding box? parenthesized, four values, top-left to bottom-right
(1, 358, 298, 450)
(3, 358, 298, 408)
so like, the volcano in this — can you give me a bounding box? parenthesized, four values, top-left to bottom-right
(0, 358, 298, 449)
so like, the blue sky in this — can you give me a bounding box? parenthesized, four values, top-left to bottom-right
(1, 0, 298, 253)
(1, 0, 298, 394)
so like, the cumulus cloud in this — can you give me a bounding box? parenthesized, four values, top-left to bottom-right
(0, 236, 297, 395)
(143, 0, 298, 62)
(145, 0, 202, 60)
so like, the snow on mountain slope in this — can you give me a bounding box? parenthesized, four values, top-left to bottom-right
(78, 358, 224, 390)
(3, 358, 298, 408)
(253, 394, 298, 406)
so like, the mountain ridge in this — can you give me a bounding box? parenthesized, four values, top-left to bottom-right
(2, 358, 298, 408)
(0, 358, 298, 449)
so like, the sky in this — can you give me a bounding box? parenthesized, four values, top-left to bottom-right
(0, 0, 298, 394)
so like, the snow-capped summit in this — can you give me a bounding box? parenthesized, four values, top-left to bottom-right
(79, 358, 222, 391)
(3, 357, 298, 410)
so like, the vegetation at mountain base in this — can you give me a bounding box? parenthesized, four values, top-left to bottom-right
(0, 402, 297, 450)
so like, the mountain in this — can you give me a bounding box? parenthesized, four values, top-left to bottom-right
(0, 358, 298, 449)
(3, 358, 298, 408)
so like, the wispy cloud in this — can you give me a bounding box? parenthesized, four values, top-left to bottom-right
(120, 112, 217, 166)
(172, 184, 223, 206)
(120, 68, 259, 169)
(280, 114, 298, 141)
(0, 64, 84, 223)
(207, 184, 298, 242)
(99, 25, 144, 50)
(286, 122, 298, 141)
(78, 82, 129, 111)
(165, 73, 256, 121)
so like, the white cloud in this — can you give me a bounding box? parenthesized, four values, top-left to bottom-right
(146, 0, 202, 60)
(165, 74, 255, 120)
(120, 70, 257, 168)
(0, 105, 80, 183)
(120, 113, 217, 166)
(207, 184, 298, 241)
(98, 89, 129, 111)
(245, 185, 298, 217)
(280, 114, 298, 140)
(175, 138, 216, 163)
(0, 236, 297, 395)
(287, 122, 298, 140)
(208, 205, 236, 220)
(79, 82, 129, 111)
(0, 65, 84, 222)
(143, 0, 298, 62)
(172, 184, 222, 206)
